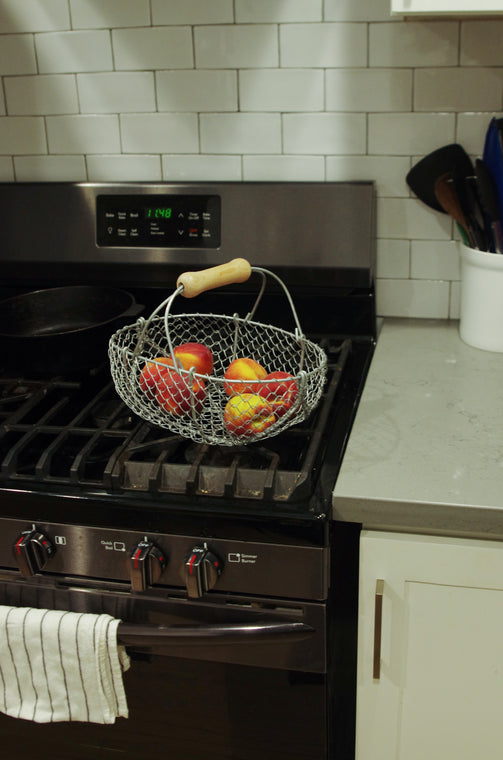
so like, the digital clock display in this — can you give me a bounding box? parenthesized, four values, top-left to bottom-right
(145, 207, 172, 219)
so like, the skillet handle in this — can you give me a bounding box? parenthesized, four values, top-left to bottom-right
(176, 258, 252, 299)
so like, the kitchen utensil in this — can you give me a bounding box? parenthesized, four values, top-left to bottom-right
(109, 258, 327, 447)
(474, 158, 502, 253)
(452, 169, 488, 251)
(483, 117, 503, 231)
(406, 143, 474, 212)
(434, 173, 475, 247)
(0, 285, 142, 373)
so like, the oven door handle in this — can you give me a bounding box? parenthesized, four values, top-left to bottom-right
(117, 620, 314, 648)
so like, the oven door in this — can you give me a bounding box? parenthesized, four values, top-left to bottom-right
(0, 576, 330, 760)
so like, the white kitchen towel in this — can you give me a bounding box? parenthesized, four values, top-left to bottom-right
(0, 605, 130, 724)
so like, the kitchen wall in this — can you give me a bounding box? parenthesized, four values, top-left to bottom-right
(0, 0, 501, 319)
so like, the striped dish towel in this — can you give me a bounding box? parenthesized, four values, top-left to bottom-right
(0, 606, 130, 724)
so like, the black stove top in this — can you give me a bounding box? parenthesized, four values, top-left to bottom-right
(0, 335, 371, 521)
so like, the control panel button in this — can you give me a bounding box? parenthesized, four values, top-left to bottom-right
(184, 546, 223, 599)
(14, 529, 55, 578)
(128, 539, 167, 592)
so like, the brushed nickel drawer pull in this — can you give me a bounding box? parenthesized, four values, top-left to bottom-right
(373, 579, 384, 679)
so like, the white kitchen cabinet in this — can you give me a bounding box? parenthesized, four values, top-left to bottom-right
(356, 530, 503, 760)
(391, 0, 503, 13)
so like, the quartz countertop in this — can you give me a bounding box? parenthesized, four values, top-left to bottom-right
(332, 318, 503, 540)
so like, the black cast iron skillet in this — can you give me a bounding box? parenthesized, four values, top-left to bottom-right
(0, 285, 142, 374)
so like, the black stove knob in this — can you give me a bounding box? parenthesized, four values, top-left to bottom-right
(14, 529, 55, 578)
(184, 546, 223, 599)
(129, 540, 167, 592)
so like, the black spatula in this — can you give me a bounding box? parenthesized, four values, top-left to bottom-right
(406, 144, 474, 212)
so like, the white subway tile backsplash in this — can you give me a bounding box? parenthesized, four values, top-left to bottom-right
(243, 155, 324, 181)
(369, 22, 458, 67)
(461, 21, 503, 66)
(376, 278, 450, 319)
(326, 156, 410, 197)
(325, 0, 392, 22)
(283, 113, 366, 155)
(120, 113, 199, 154)
(239, 70, 324, 112)
(280, 24, 367, 68)
(152, 0, 233, 26)
(156, 70, 237, 112)
(35, 31, 113, 73)
(46, 114, 120, 154)
(78, 73, 155, 113)
(376, 239, 410, 279)
(162, 154, 242, 181)
(326, 69, 412, 112)
(0, 0, 70, 33)
(411, 241, 460, 280)
(70, 0, 150, 29)
(378, 198, 452, 240)
(235, 0, 322, 23)
(369, 113, 456, 155)
(0, 157, 14, 180)
(201, 113, 281, 154)
(5, 74, 78, 115)
(0, 116, 46, 153)
(0, 36, 37, 75)
(449, 281, 460, 319)
(112, 28, 193, 71)
(414, 68, 503, 112)
(0, 2, 500, 321)
(87, 154, 162, 181)
(14, 154, 86, 181)
(195, 25, 278, 68)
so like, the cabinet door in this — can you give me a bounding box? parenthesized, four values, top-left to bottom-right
(392, 0, 503, 13)
(356, 531, 503, 760)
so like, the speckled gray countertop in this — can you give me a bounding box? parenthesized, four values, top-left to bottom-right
(332, 318, 503, 540)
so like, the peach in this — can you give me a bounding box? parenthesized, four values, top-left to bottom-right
(257, 371, 298, 418)
(170, 342, 213, 376)
(139, 357, 172, 399)
(156, 371, 206, 416)
(223, 358, 268, 397)
(223, 393, 276, 437)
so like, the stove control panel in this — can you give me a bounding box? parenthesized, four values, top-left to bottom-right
(1, 520, 327, 601)
(96, 194, 221, 248)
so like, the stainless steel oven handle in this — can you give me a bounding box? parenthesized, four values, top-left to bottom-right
(117, 620, 314, 648)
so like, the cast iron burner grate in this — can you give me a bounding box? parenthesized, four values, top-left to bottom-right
(0, 339, 350, 502)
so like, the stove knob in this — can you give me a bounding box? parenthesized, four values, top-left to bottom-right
(184, 546, 223, 599)
(14, 529, 55, 578)
(129, 540, 167, 592)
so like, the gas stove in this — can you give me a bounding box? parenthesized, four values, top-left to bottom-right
(0, 181, 375, 760)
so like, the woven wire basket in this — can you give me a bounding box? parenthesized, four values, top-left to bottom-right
(109, 259, 327, 447)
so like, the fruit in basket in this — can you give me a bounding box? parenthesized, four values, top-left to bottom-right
(156, 371, 207, 415)
(223, 358, 268, 396)
(139, 357, 173, 399)
(223, 393, 276, 437)
(169, 342, 214, 375)
(257, 371, 298, 418)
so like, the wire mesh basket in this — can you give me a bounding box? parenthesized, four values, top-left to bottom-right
(109, 258, 327, 447)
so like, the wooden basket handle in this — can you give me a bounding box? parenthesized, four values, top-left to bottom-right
(176, 258, 252, 299)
